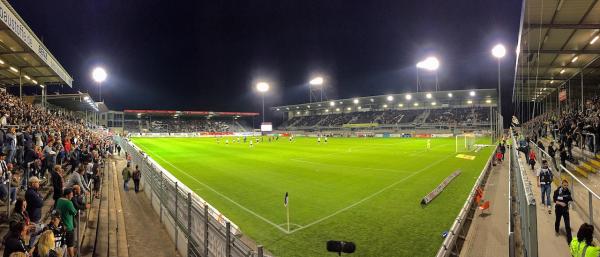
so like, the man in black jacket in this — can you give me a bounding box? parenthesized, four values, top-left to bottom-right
(50, 165, 64, 208)
(553, 179, 573, 243)
(24, 176, 43, 223)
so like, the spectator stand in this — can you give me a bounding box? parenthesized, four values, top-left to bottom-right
(122, 110, 258, 134)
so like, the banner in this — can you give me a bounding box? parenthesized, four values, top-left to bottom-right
(415, 134, 432, 138)
(559, 89, 567, 102)
(421, 170, 462, 205)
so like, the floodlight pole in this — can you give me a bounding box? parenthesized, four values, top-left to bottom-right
(98, 82, 102, 102)
(416, 68, 419, 92)
(435, 71, 439, 91)
(497, 58, 502, 119)
(261, 93, 265, 123)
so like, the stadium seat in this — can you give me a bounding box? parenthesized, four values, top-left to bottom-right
(478, 201, 490, 213)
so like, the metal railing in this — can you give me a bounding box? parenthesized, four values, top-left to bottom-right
(528, 139, 600, 239)
(115, 136, 268, 257)
(435, 145, 497, 257)
(583, 132, 597, 155)
(509, 128, 538, 257)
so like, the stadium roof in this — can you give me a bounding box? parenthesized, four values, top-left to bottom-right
(514, 0, 600, 102)
(25, 92, 104, 112)
(272, 89, 497, 112)
(0, 0, 73, 88)
(123, 110, 259, 118)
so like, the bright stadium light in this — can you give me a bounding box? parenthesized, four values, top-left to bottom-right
(571, 56, 578, 63)
(31, 79, 37, 84)
(467, 100, 473, 104)
(347, 107, 351, 111)
(370, 98, 374, 102)
(431, 102, 436, 106)
(335, 108, 340, 111)
(387, 95, 394, 101)
(469, 91, 476, 96)
(309, 76, 324, 85)
(256, 82, 270, 92)
(255, 81, 270, 122)
(491, 44, 506, 58)
(413, 103, 419, 106)
(486, 99, 492, 104)
(560, 69, 565, 74)
(405, 94, 412, 100)
(92, 67, 108, 101)
(591, 35, 600, 44)
(325, 109, 329, 112)
(9, 66, 18, 73)
(353, 98, 359, 104)
(448, 93, 453, 98)
(330, 101, 335, 106)
(416, 57, 439, 71)
(24, 75, 30, 80)
(83, 96, 90, 101)
(426, 93, 432, 99)
(357, 106, 362, 110)
(383, 104, 388, 108)
(398, 103, 403, 107)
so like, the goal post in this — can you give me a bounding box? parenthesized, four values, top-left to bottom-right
(455, 134, 477, 152)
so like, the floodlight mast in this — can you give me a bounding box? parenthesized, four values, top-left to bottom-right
(92, 67, 107, 102)
(309, 76, 324, 103)
(256, 82, 270, 122)
(416, 57, 440, 92)
(491, 44, 506, 118)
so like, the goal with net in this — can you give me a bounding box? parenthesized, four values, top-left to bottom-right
(455, 134, 477, 152)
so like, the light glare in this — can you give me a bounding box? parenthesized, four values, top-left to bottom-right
(491, 44, 506, 58)
(92, 67, 107, 83)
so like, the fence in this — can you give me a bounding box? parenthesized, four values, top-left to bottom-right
(435, 144, 497, 257)
(115, 136, 267, 257)
(509, 128, 538, 257)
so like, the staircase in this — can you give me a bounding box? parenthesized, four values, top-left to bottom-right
(413, 110, 431, 124)
(538, 136, 600, 178)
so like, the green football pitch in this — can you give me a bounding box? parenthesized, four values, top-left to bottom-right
(131, 136, 493, 257)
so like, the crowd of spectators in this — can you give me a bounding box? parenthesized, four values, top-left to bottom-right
(281, 107, 491, 129)
(124, 118, 251, 133)
(522, 96, 600, 167)
(0, 89, 113, 257)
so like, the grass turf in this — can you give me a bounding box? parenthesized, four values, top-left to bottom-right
(131, 136, 493, 257)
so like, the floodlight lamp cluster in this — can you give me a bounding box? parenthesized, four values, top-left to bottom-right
(83, 95, 99, 112)
(416, 57, 439, 71)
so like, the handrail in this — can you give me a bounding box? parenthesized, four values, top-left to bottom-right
(582, 132, 597, 154)
(435, 145, 497, 257)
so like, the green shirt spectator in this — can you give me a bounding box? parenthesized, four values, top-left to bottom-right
(56, 194, 77, 231)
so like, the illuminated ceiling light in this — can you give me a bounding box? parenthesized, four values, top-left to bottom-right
(329, 101, 335, 106)
(353, 98, 359, 104)
(339, 101, 343, 104)
(0, 59, 4, 64)
(591, 35, 599, 44)
(486, 99, 492, 104)
(405, 94, 412, 100)
(23, 75, 30, 80)
(370, 98, 374, 102)
(335, 108, 340, 111)
(413, 103, 419, 106)
(286, 108, 290, 110)
(276, 108, 280, 111)
(84, 96, 90, 101)
(357, 106, 362, 110)
(307, 105, 310, 108)
(9, 66, 18, 73)
(467, 100, 473, 104)
(296, 111, 300, 114)
(571, 56, 578, 63)
(383, 104, 388, 108)
(491, 44, 507, 58)
(398, 103, 403, 107)
(296, 106, 299, 109)
(347, 107, 351, 111)
(448, 93, 453, 98)
(318, 104, 321, 107)
(39, 84, 44, 88)
(469, 91, 476, 96)
(309, 76, 324, 85)
(560, 69, 565, 74)
(387, 95, 394, 101)
(325, 109, 329, 112)
(543, 87, 547, 90)
(431, 102, 436, 106)
(426, 93, 432, 99)
(31, 79, 37, 84)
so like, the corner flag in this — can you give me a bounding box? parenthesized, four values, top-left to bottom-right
(284, 192, 289, 207)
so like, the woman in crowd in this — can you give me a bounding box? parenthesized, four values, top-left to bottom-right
(33, 230, 59, 257)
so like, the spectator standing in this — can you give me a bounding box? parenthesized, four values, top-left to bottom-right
(4, 127, 17, 164)
(50, 165, 63, 208)
(132, 165, 141, 193)
(66, 166, 89, 195)
(45, 212, 65, 251)
(569, 223, 600, 257)
(55, 188, 77, 257)
(121, 164, 131, 191)
(528, 149, 537, 170)
(500, 143, 506, 161)
(536, 160, 553, 214)
(71, 185, 89, 211)
(25, 177, 44, 224)
(554, 179, 573, 243)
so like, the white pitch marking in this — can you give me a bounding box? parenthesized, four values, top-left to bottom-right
(141, 147, 291, 234)
(289, 153, 455, 234)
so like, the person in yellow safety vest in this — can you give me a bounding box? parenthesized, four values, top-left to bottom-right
(570, 223, 600, 257)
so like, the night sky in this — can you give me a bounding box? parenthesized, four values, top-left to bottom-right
(8, 0, 522, 119)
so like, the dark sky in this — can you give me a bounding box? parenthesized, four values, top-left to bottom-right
(9, 0, 522, 119)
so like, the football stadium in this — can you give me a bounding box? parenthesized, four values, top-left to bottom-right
(0, 1, 599, 257)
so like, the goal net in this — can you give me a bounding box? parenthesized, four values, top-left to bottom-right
(456, 134, 477, 152)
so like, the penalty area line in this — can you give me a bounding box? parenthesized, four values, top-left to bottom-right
(142, 148, 291, 234)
